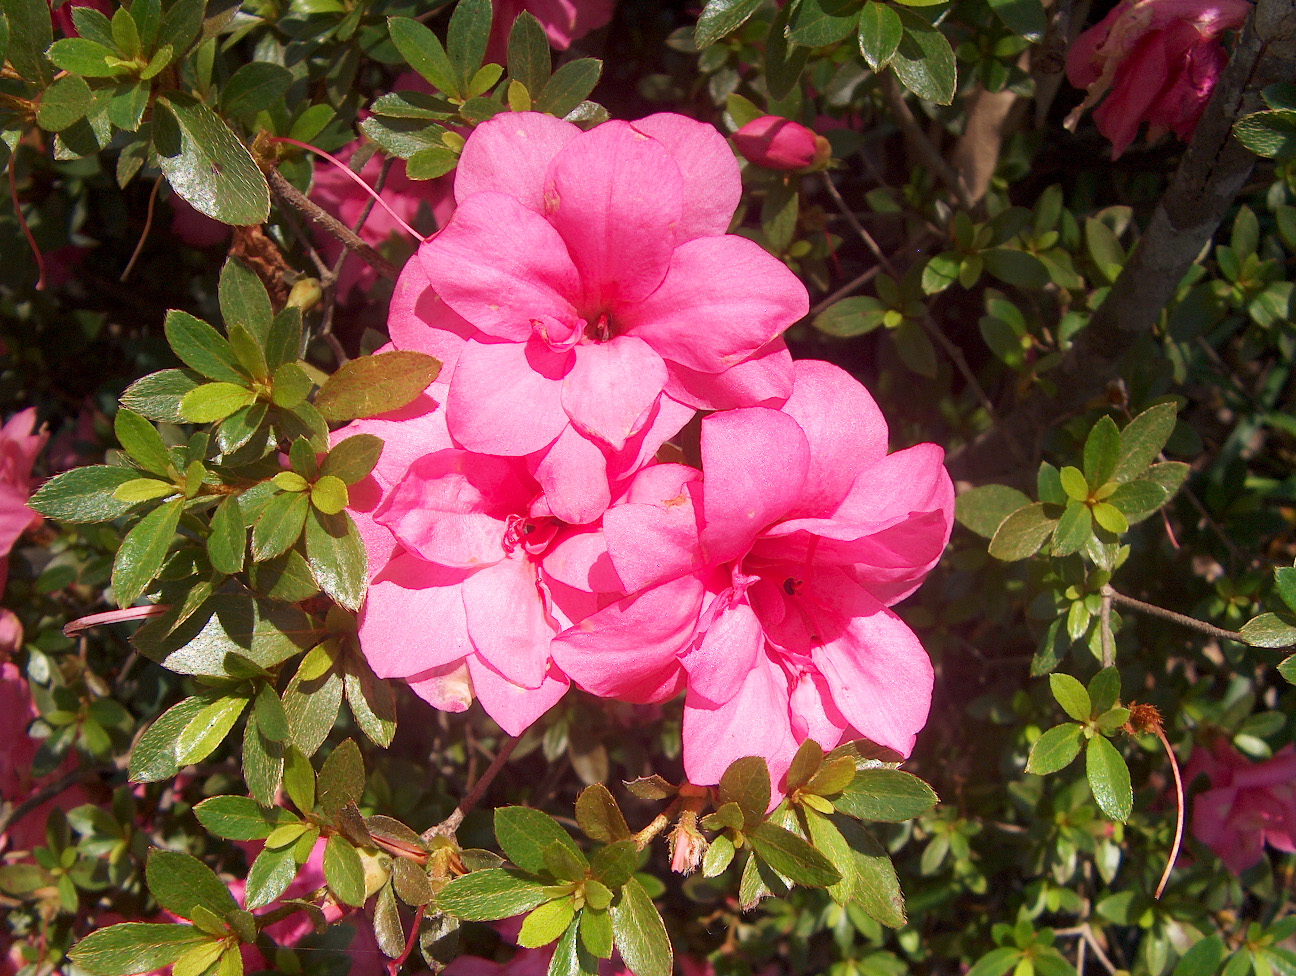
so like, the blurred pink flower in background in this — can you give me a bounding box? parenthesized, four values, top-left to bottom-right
(168, 193, 232, 248)
(485, 0, 617, 63)
(0, 409, 48, 592)
(0, 610, 21, 659)
(1184, 737, 1296, 874)
(47, 0, 111, 36)
(733, 116, 830, 171)
(1065, 0, 1251, 158)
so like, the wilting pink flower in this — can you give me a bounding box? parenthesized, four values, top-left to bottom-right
(553, 361, 954, 788)
(1065, 0, 1251, 158)
(0, 409, 49, 590)
(733, 116, 830, 171)
(1184, 738, 1296, 874)
(485, 0, 617, 64)
(390, 112, 806, 524)
(47, 0, 111, 36)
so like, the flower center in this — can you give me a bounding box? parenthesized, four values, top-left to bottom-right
(502, 513, 560, 556)
(584, 312, 612, 344)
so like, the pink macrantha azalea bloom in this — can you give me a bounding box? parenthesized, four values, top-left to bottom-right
(0, 409, 49, 592)
(341, 380, 630, 735)
(1065, 0, 1251, 158)
(485, 0, 617, 64)
(552, 360, 954, 789)
(390, 111, 807, 524)
(1184, 737, 1296, 875)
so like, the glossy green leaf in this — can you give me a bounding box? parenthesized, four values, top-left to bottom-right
(890, 12, 956, 105)
(765, 1, 810, 100)
(789, 0, 862, 47)
(985, 0, 1044, 40)
(145, 849, 239, 922)
(220, 61, 294, 120)
(69, 923, 209, 976)
(834, 769, 938, 822)
(112, 497, 183, 607)
(507, 11, 550, 95)
(324, 835, 367, 907)
(164, 310, 245, 384)
(194, 795, 285, 841)
(955, 484, 1030, 539)
(447, 0, 491, 93)
(1086, 734, 1133, 821)
(1112, 402, 1177, 482)
(1025, 723, 1083, 775)
(1084, 416, 1122, 488)
(206, 495, 245, 575)
(1049, 673, 1091, 721)
(575, 784, 631, 843)
(437, 868, 550, 920)
(244, 844, 297, 910)
(304, 508, 367, 611)
(1050, 501, 1092, 557)
(31, 464, 142, 523)
(535, 58, 602, 118)
(37, 73, 94, 131)
(987, 502, 1055, 561)
(718, 755, 771, 829)
(129, 695, 209, 783)
(2, 0, 52, 84)
(252, 491, 309, 562)
(496, 806, 584, 875)
(1239, 612, 1296, 648)
(219, 256, 273, 342)
(388, 16, 458, 96)
(609, 878, 671, 976)
(694, 0, 764, 47)
(746, 822, 841, 887)
(520, 898, 577, 948)
(857, 1, 902, 69)
(174, 693, 247, 765)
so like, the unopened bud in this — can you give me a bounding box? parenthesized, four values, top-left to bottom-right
(733, 116, 828, 171)
(668, 812, 707, 875)
(358, 848, 394, 898)
(287, 277, 323, 313)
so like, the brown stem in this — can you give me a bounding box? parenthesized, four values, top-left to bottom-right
(631, 800, 682, 851)
(1103, 586, 1247, 644)
(949, 0, 1296, 484)
(880, 75, 971, 210)
(1099, 587, 1114, 668)
(121, 176, 162, 283)
(266, 167, 400, 282)
(426, 736, 520, 838)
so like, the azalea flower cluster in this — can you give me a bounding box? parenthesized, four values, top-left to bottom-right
(341, 111, 954, 788)
(1185, 737, 1296, 874)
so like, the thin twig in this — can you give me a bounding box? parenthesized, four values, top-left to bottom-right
(1152, 725, 1185, 900)
(1056, 926, 1117, 976)
(0, 765, 110, 837)
(1099, 587, 1114, 668)
(121, 177, 162, 283)
(266, 168, 399, 282)
(426, 736, 520, 838)
(1103, 586, 1248, 644)
(809, 265, 881, 315)
(880, 75, 972, 210)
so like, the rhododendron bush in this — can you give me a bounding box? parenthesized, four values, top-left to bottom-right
(5, 0, 1296, 974)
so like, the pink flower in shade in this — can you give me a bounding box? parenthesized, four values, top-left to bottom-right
(732, 116, 830, 171)
(47, 0, 112, 36)
(0, 610, 21, 659)
(484, 0, 617, 64)
(1184, 738, 1296, 874)
(1065, 0, 1251, 158)
(342, 381, 629, 735)
(553, 361, 954, 789)
(0, 409, 49, 593)
(390, 111, 807, 524)
(169, 193, 232, 248)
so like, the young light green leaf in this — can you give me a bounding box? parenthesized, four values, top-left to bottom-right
(174, 693, 247, 765)
(1112, 402, 1177, 482)
(323, 835, 367, 907)
(1049, 673, 1091, 721)
(1025, 723, 1083, 775)
(519, 898, 577, 948)
(1086, 734, 1133, 822)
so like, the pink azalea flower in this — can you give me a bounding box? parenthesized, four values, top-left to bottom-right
(0, 409, 49, 592)
(390, 111, 806, 524)
(484, 0, 617, 64)
(1065, 0, 1251, 158)
(47, 0, 112, 36)
(732, 116, 830, 171)
(1184, 737, 1296, 874)
(342, 382, 626, 735)
(553, 361, 954, 788)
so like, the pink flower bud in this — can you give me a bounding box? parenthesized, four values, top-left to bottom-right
(733, 116, 829, 171)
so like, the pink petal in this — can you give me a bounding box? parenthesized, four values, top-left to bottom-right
(542, 526, 621, 594)
(780, 360, 890, 516)
(620, 235, 808, 374)
(406, 661, 474, 714)
(1094, 35, 1169, 158)
(454, 112, 581, 213)
(682, 657, 799, 787)
(545, 121, 682, 309)
(663, 338, 794, 411)
(447, 338, 569, 455)
(787, 671, 851, 757)
(419, 192, 582, 342)
(465, 654, 569, 736)
(603, 465, 703, 591)
(531, 424, 612, 525)
(562, 336, 667, 450)
(550, 577, 700, 703)
(630, 114, 742, 242)
(698, 407, 809, 565)
(461, 557, 554, 689)
(807, 576, 933, 758)
(388, 259, 475, 378)
(680, 592, 763, 705)
(359, 554, 474, 678)
(607, 394, 695, 485)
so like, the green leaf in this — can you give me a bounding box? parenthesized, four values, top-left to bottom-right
(343, 651, 397, 748)
(221, 61, 294, 120)
(857, 2, 903, 70)
(507, 11, 550, 95)
(579, 907, 614, 960)
(270, 363, 312, 409)
(283, 643, 344, 757)
(747, 822, 841, 887)
(324, 835, 367, 907)
(265, 307, 303, 371)
(2, 0, 52, 85)
(1059, 465, 1089, 501)
(806, 813, 905, 927)
(153, 92, 270, 225)
(1234, 109, 1296, 159)
(158, 0, 203, 56)
(174, 693, 248, 765)
(107, 79, 149, 131)
(164, 310, 245, 384)
(1084, 416, 1122, 488)
(146, 849, 240, 922)
(981, 248, 1049, 289)
(309, 475, 348, 516)
(955, 484, 1030, 539)
(245, 844, 297, 910)
(37, 74, 94, 132)
(985, 0, 1044, 39)
(890, 12, 956, 105)
(30, 465, 142, 522)
(1025, 723, 1083, 775)
(194, 796, 283, 841)
(437, 868, 550, 921)
(987, 502, 1055, 561)
(695, 0, 764, 47)
(180, 382, 257, 423)
(765, 1, 810, 101)
(1092, 502, 1128, 534)
(1239, 612, 1296, 648)
(789, 0, 862, 47)
(219, 256, 273, 342)
(1173, 937, 1225, 976)
(535, 58, 603, 118)
(1086, 734, 1133, 822)
(283, 744, 315, 812)
(967, 948, 1024, 976)
(130, 696, 209, 782)
(1107, 480, 1169, 522)
(120, 369, 203, 423)
(318, 738, 365, 813)
(520, 898, 577, 948)
(252, 491, 309, 561)
(495, 806, 583, 876)
(718, 755, 771, 829)
(1088, 667, 1121, 714)
(1281, 655, 1296, 684)
(1085, 217, 1125, 281)
(314, 351, 442, 423)
(1049, 673, 1091, 721)
(1112, 402, 1176, 482)
(207, 495, 245, 575)
(304, 508, 367, 611)
(447, 0, 491, 93)
(112, 497, 183, 607)
(321, 435, 383, 486)
(834, 769, 938, 822)
(609, 878, 672, 976)
(241, 717, 282, 808)
(253, 680, 290, 743)
(388, 17, 459, 96)
(813, 296, 885, 337)
(575, 784, 631, 843)
(590, 841, 637, 888)
(1050, 502, 1092, 557)
(70, 923, 209, 976)
(47, 36, 126, 75)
